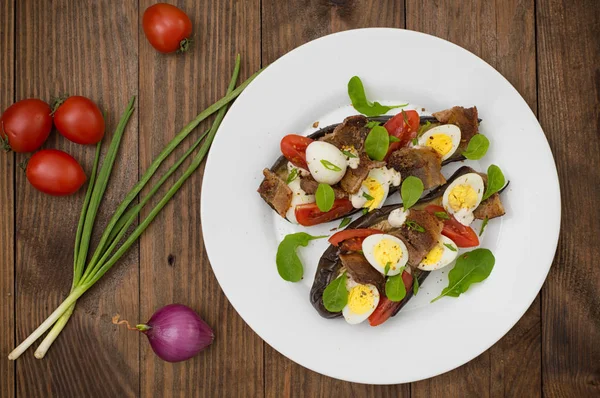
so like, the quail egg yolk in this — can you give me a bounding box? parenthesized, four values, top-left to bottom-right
(347, 285, 375, 315)
(448, 184, 478, 211)
(373, 239, 403, 269)
(425, 134, 453, 156)
(363, 178, 385, 211)
(422, 244, 444, 266)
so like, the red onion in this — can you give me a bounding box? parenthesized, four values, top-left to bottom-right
(113, 304, 214, 362)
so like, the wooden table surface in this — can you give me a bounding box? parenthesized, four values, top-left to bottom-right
(1, 0, 599, 397)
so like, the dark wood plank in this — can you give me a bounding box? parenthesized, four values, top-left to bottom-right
(261, 1, 409, 396)
(14, 1, 139, 396)
(0, 0, 15, 397)
(137, 1, 262, 397)
(406, 1, 540, 397)
(537, 0, 600, 396)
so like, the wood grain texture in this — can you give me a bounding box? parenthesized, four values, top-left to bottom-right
(137, 0, 262, 397)
(406, 1, 540, 396)
(537, 0, 600, 396)
(261, 1, 409, 397)
(0, 0, 15, 397)
(14, 1, 139, 396)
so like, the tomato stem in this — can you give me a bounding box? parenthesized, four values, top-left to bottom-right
(178, 38, 192, 53)
(50, 94, 69, 115)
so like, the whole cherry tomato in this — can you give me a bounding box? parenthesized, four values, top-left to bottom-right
(26, 149, 87, 196)
(53, 96, 105, 145)
(0, 99, 53, 153)
(143, 3, 193, 53)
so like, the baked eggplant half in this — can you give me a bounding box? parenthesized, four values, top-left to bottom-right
(258, 106, 481, 227)
(310, 166, 506, 326)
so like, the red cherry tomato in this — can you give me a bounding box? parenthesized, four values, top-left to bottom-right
(280, 134, 313, 169)
(384, 110, 420, 159)
(0, 99, 52, 153)
(368, 271, 414, 327)
(295, 199, 354, 226)
(53, 96, 105, 145)
(26, 149, 86, 196)
(143, 3, 193, 53)
(424, 205, 479, 247)
(329, 228, 383, 246)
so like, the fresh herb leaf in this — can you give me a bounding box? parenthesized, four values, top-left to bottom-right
(400, 176, 424, 209)
(362, 208, 369, 215)
(444, 243, 457, 252)
(348, 76, 407, 116)
(406, 220, 425, 232)
(362, 191, 375, 201)
(385, 267, 407, 302)
(364, 125, 390, 161)
(401, 109, 410, 127)
(479, 216, 489, 236)
(417, 120, 432, 137)
(276, 233, 327, 282)
(316, 183, 335, 212)
(434, 211, 450, 220)
(341, 150, 357, 158)
(413, 276, 419, 295)
(366, 120, 381, 129)
(482, 164, 506, 200)
(320, 159, 342, 172)
(384, 262, 391, 276)
(431, 248, 495, 302)
(338, 217, 352, 229)
(462, 134, 490, 160)
(411, 137, 418, 146)
(389, 135, 401, 143)
(323, 272, 348, 312)
(286, 168, 299, 184)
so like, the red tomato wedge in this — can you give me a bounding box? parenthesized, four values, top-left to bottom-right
(295, 199, 354, 226)
(280, 134, 313, 169)
(425, 205, 479, 247)
(329, 228, 382, 246)
(368, 271, 414, 327)
(383, 110, 420, 159)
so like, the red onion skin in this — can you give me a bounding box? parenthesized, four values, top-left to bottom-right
(140, 304, 214, 363)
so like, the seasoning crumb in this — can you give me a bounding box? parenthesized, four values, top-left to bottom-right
(313, 121, 320, 128)
(421, 107, 426, 112)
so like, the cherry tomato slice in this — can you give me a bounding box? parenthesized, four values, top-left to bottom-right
(280, 134, 313, 169)
(295, 199, 354, 226)
(329, 228, 382, 246)
(383, 110, 420, 159)
(425, 205, 479, 247)
(368, 271, 414, 327)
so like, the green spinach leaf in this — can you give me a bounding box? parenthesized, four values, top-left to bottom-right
(366, 120, 381, 129)
(276, 233, 327, 282)
(482, 164, 506, 200)
(323, 272, 349, 312)
(413, 276, 419, 295)
(385, 267, 407, 302)
(316, 183, 335, 212)
(348, 76, 407, 116)
(462, 134, 490, 160)
(431, 248, 495, 302)
(401, 176, 424, 209)
(364, 125, 390, 161)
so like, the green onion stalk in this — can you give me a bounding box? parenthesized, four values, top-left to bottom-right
(9, 55, 255, 360)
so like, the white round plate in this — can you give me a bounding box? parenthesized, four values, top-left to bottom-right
(201, 28, 560, 384)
